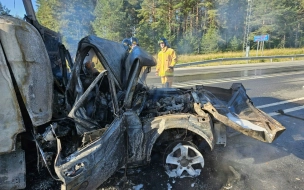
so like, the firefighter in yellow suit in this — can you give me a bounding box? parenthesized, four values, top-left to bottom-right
(156, 38, 177, 88)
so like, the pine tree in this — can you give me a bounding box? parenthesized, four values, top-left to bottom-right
(250, 0, 291, 48)
(0, 2, 10, 15)
(36, 0, 60, 32)
(201, 27, 220, 53)
(57, 0, 95, 56)
(229, 35, 239, 51)
(34, 0, 304, 54)
(137, 0, 162, 53)
(92, 0, 127, 41)
(215, 0, 247, 50)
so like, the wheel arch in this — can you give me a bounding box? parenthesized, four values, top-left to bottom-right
(143, 114, 214, 162)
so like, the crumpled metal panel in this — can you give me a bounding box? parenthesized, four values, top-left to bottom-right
(143, 113, 214, 162)
(77, 35, 128, 87)
(0, 16, 53, 126)
(0, 150, 26, 189)
(194, 83, 286, 143)
(124, 110, 144, 163)
(0, 39, 25, 153)
(123, 47, 156, 88)
(55, 118, 126, 190)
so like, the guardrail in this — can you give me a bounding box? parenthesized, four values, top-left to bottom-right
(175, 54, 304, 68)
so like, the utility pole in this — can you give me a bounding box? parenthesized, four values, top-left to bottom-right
(243, 0, 253, 57)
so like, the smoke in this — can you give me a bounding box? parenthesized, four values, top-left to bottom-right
(57, 0, 95, 58)
(215, 129, 294, 189)
(173, 0, 248, 54)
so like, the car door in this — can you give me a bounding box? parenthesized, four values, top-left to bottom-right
(54, 47, 127, 190)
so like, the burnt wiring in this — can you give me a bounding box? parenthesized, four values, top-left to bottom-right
(91, 75, 105, 119)
(33, 131, 61, 181)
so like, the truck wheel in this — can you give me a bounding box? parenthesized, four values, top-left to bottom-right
(163, 141, 204, 178)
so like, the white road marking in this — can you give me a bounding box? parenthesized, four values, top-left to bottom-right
(256, 97, 304, 108)
(267, 105, 304, 117)
(172, 70, 304, 88)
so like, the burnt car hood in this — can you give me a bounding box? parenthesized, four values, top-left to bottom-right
(192, 84, 285, 143)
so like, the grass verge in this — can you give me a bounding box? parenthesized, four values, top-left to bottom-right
(175, 48, 304, 66)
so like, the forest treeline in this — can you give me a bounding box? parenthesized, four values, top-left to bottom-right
(32, 0, 304, 55)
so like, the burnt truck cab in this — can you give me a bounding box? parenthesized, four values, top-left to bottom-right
(0, 15, 285, 190)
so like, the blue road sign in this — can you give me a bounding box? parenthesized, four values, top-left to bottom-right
(254, 35, 269, 42)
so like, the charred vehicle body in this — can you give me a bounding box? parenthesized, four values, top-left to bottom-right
(0, 4, 285, 190)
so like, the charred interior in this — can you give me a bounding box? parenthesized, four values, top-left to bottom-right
(141, 88, 196, 118)
(0, 14, 285, 190)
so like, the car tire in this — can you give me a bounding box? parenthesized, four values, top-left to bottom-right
(163, 140, 205, 178)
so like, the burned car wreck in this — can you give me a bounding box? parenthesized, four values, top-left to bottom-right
(0, 15, 286, 190)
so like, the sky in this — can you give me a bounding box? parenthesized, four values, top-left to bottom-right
(1, 0, 37, 17)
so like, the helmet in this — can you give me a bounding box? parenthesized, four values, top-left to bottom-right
(130, 37, 139, 46)
(158, 38, 168, 46)
(122, 38, 131, 47)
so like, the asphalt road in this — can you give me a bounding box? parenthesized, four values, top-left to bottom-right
(99, 61, 304, 190)
(146, 60, 304, 86)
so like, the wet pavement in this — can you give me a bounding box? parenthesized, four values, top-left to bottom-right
(98, 62, 304, 190)
(98, 121, 304, 190)
(147, 61, 304, 85)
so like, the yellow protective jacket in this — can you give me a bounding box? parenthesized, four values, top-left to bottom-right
(156, 47, 177, 76)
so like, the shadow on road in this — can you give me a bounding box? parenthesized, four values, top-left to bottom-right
(98, 96, 304, 190)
